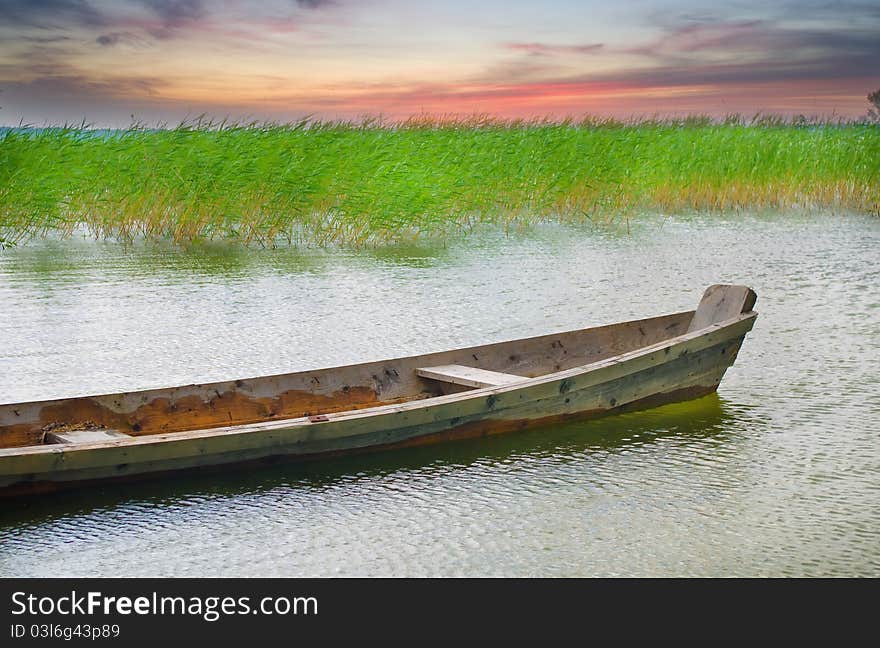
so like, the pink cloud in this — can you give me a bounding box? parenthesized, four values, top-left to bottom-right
(504, 42, 605, 56)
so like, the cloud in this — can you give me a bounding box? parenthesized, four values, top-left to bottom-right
(478, 59, 562, 84)
(498, 17, 879, 92)
(504, 42, 604, 56)
(133, 0, 206, 39)
(0, 0, 208, 39)
(0, 62, 162, 100)
(622, 19, 871, 59)
(140, 0, 205, 27)
(95, 31, 147, 47)
(297, 13, 879, 118)
(294, 0, 336, 8)
(0, 71, 176, 127)
(19, 35, 73, 43)
(0, 0, 107, 28)
(3, 2, 877, 124)
(772, 0, 880, 22)
(0, 0, 313, 56)
(96, 33, 122, 46)
(615, 19, 880, 83)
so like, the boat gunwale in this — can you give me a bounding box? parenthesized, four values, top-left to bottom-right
(0, 310, 697, 410)
(0, 310, 757, 459)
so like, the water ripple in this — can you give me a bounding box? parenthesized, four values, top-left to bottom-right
(1, 213, 878, 576)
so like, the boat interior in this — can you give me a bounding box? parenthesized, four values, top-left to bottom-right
(0, 284, 756, 450)
(0, 310, 697, 450)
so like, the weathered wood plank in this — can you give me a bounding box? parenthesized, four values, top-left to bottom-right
(416, 364, 526, 388)
(45, 429, 131, 445)
(688, 284, 757, 332)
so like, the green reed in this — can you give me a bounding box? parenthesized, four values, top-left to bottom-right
(1, 116, 877, 247)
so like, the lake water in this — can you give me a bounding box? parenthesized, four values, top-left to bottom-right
(0, 212, 877, 576)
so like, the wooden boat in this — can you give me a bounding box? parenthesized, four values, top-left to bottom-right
(0, 284, 757, 497)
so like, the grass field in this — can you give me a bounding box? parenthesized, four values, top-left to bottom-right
(1, 116, 877, 247)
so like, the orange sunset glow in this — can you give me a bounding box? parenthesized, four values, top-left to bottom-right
(1, 0, 878, 125)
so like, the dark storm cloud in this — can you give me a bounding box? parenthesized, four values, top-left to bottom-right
(0, 0, 107, 28)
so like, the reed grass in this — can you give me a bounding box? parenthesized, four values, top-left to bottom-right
(1, 116, 877, 247)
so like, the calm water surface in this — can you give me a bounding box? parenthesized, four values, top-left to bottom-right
(0, 212, 877, 576)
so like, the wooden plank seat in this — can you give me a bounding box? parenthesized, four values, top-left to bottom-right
(416, 364, 527, 389)
(45, 428, 132, 445)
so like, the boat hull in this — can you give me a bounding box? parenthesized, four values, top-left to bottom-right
(0, 312, 755, 496)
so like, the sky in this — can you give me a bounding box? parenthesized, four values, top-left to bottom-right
(0, 0, 878, 126)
